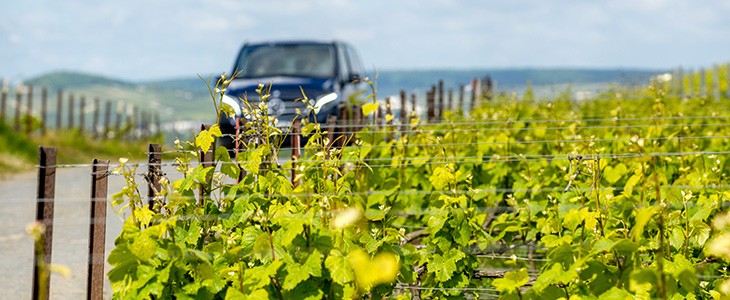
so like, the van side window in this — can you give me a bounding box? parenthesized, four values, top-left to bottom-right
(337, 45, 350, 80)
(346, 45, 364, 78)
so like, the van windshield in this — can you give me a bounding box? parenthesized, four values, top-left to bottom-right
(235, 44, 336, 78)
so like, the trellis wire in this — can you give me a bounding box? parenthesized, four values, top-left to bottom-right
(34, 149, 730, 171)
(222, 121, 730, 137)
(19, 181, 730, 205)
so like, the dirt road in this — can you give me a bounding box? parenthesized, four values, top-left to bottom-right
(0, 163, 180, 299)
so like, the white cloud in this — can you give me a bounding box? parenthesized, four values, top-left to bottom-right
(1, 0, 729, 80)
(8, 33, 21, 44)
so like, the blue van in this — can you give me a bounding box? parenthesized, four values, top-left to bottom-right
(218, 40, 367, 150)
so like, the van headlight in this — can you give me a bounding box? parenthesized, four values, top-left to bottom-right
(311, 92, 338, 115)
(221, 94, 242, 118)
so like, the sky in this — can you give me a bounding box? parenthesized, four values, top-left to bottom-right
(1, 0, 729, 82)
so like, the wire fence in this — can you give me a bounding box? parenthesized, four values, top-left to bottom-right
(3, 72, 730, 299)
(0, 83, 160, 140)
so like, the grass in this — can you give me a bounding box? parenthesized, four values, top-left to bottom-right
(0, 122, 37, 176)
(0, 122, 157, 178)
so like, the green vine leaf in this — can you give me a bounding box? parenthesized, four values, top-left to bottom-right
(361, 102, 379, 116)
(129, 233, 156, 261)
(325, 250, 354, 285)
(492, 268, 529, 293)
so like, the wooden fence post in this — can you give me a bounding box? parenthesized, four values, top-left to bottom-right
(337, 102, 347, 148)
(699, 68, 706, 97)
(399, 90, 407, 132)
(713, 65, 720, 102)
(145, 112, 152, 137)
(15, 87, 22, 131)
(291, 119, 301, 188)
(115, 102, 123, 138)
(484, 76, 493, 101)
(410, 93, 417, 122)
(133, 105, 139, 139)
(92, 97, 100, 139)
(385, 97, 393, 141)
(103, 101, 112, 139)
(154, 112, 160, 136)
(79, 96, 86, 134)
(447, 88, 453, 112)
(26, 85, 33, 134)
(41, 88, 47, 135)
(376, 106, 383, 128)
(147, 144, 162, 210)
(352, 104, 362, 129)
(458, 84, 464, 113)
(33, 146, 57, 300)
(427, 85, 436, 123)
(140, 112, 147, 138)
(470, 78, 478, 112)
(87, 158, 108, 300)
(1, 82, 7, 123)
(56, 90, 63, 130)
(198, 125, 214, 206)
(68, 93, 75, 130)
(726, 64, 730, 100)
(326, 115, 336, 147)
(437, 80, 444, 121)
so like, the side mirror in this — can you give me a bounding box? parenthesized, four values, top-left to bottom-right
(348, 73, 361, 83)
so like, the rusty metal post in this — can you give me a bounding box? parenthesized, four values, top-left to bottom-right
(33, 146, 57, 300)
(56, 90, 63, 130)
(26, 85, 33, 134)
(68, 93, 75, 130)
(40, 88, 47, 135)
(147, 144, 162, 210)
(87, 159, 108, 300)
(291, 119, 301, 187)
(437, 80, 444, 121)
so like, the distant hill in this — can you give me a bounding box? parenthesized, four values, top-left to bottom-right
(25, 71, 134, 90)
(23, 68, 663, 96)
(144, 77, 213, 91)
(16, 68, 664, 124)
(373, 68, 663, 96)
